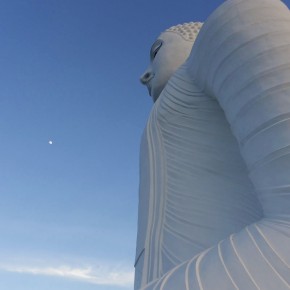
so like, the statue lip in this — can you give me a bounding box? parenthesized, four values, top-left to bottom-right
(145, 74, 154, 96)
(147, 84, 152, 96)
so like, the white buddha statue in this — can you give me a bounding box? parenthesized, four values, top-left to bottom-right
(135, 0, 290, 289)
(140, 22, 203, 102)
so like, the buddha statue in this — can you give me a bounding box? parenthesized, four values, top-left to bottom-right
(140, 22, 203, 102)
(135, 0, 290, 289)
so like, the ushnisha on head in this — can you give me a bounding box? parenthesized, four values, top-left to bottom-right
(140, 22, 203, 102)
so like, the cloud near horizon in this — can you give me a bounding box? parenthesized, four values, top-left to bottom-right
(0, 263, 134, 287)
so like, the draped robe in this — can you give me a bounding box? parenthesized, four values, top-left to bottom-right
(135, 0, 290, 289)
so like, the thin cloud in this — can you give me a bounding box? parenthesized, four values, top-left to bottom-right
(0, 264, 134, 287)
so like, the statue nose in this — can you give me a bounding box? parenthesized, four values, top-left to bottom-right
(140, 71, 153, 85)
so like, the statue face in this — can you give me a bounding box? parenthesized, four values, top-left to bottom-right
(140, 32, 194, 102)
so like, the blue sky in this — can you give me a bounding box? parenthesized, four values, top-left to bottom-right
(0, 0, 289, 289)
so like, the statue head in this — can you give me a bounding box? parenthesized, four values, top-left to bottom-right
(140, 22, 203, 102)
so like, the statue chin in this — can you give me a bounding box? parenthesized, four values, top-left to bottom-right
(136, 1, 290, 289)
(145, 75, 169, 102)
(150, 85, 163, 102)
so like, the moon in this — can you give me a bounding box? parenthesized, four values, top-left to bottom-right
(48, 140, 53, 145)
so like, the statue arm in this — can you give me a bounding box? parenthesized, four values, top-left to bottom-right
(141, 0, 290, 289)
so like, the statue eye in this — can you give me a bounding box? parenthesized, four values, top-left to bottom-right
(150, 40, 163, 61)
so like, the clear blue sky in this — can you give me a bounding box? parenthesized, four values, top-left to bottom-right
(0, 1, 289, 289)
